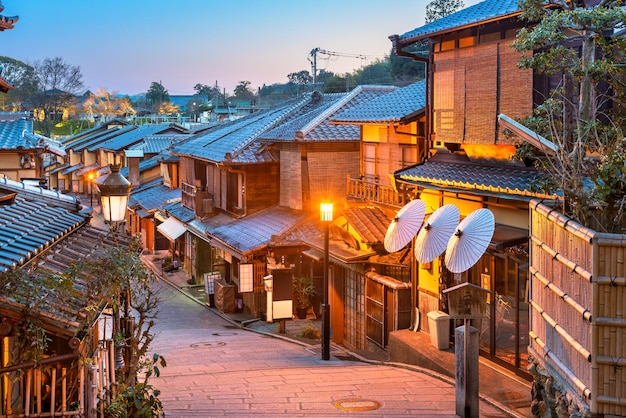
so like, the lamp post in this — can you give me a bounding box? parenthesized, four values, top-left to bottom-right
(87, 172, 94, 207)
(320, 202, 333, 361)
(95, 162, 132, 376)
(95, 163, 132, 231)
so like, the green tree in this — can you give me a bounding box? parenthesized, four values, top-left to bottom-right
(145, 81, 170, 112)
(390, 45, 427, 84)
(425, 0, 465, 23)
(353, 58, 393, 85)
(233, 80, 255, 102)
(0, 56, 38, 111)
(513, 0, 626, 231)
(31, 57, 84, 136)
(287, 70, 313, 86)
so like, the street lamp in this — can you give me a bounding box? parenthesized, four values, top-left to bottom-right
(320, 202, 333, 361)
(95, 163, 132, 231)
(87, 172, 94, 207)
(94, 162, 132, 375)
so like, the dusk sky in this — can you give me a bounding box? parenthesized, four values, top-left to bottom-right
(1, 0, 481, 96)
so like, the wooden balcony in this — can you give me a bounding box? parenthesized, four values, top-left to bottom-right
(346, 177, 406, 208)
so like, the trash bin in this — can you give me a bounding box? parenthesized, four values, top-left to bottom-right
(427, 310, 450, 350)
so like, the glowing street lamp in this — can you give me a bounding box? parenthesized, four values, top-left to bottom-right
(95, 163, 131, 230)
(87, 172, 94, 207)
(320, 202, 333, 361)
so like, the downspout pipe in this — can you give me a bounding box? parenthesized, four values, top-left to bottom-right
(389, 35, 433, 332)
(389, 35, 432, 163)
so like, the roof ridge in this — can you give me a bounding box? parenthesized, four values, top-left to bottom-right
(299, 85, 396, 136)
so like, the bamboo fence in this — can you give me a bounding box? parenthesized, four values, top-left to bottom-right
(529, 200, 626, 416)
(0, 340, 116, 417)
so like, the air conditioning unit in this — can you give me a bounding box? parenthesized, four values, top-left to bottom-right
(203, 198, 214, 215)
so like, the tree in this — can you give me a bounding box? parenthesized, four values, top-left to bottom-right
(83, 87, 135, 122)
(425, 0, 464, 23)
(145, 81, 170, 112)
(0, 56, 38, 111)
(512, 0, 626, 232)
(233, 80, 255, 103)
(353, 58, 393, 86)
(287, 70, 313, 86)
(193, 82, 222, 104)
(390, 45, 427, 84)
(68, 238, 160, 387)
(31, 57, 84, 136)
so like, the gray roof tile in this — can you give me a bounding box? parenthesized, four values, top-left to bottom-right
(398, 0, 520, 42)
(210, 206, 304, 254)
(396, 151, 557, 200)
(0, 194, 87, 271)
(261, 86, 395, 142)
(332, 81, 426, 123)
(0, 119, 37, 150)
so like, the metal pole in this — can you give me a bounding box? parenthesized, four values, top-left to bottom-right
(322, 221, 330, 361)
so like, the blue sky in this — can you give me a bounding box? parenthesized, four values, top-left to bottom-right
(1, 0, 481, 96)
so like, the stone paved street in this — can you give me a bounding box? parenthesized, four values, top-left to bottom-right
(149, 277, 517, 417)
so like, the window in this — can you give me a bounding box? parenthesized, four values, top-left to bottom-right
(401, 146, 418, 168)
(363, 143, 378, 181)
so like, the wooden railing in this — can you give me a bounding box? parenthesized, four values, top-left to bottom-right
(0, 340, 117, 417)
(346, 176, 405, 208)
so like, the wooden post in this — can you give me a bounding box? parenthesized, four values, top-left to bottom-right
(456, 324, 479, 417)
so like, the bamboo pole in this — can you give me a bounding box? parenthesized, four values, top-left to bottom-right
(24, 369, 31, 416)
(35, 369, 41, 415)
(61, 367, 67, 413)
(530, 300, 592, 362)
(530, 331, 592, 399)
(530, 236, 593, 281)
(50, 367, 56, 414)
(591, 232, 600, 413)
(530, 267, 592, 322)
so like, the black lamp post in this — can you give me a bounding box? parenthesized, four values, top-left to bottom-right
(95, 162, 132, 374)
(320, 202, 333, 361)
(95, 163, 131, 231)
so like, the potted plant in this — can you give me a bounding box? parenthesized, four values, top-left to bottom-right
(292, 275, 315, 319)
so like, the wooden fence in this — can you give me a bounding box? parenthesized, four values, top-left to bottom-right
(529, 200, 626, 416)
(0, 340, 117, 417)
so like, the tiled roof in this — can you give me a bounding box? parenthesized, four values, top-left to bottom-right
(342, 206, 391, 245)
(0, 119, 37, 150)
(128, 182, 181, 212)
(397, 0, 520, 42)
(273, 215, 376, 263)
(119, 157, 160, 177)
(261, 86, 395, 142)
(60, 119, 129, 148)
(173, 97, 307, 164)
(161, 201, 195, 223)
(331, 81, 426, 124)
(396, 152, 557, 200)
(210, 206, 305, 255)
(1, 225, 132, 337)
(0, 194, 88, 272)
(92, 124, 173, 152)
(129, 134, 191, 154)
(0, 176, 81, 211)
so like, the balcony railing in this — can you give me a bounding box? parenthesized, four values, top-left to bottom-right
(346, 176, 406, 208)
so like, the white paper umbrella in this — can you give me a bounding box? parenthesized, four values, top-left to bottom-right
(384, 199, 426, 253)
(414, 204, 460, 263)
(444, 208, 495, 273)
